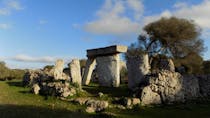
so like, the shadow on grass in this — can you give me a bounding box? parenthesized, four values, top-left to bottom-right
(0, 104, 115, 118)
(6, 81, 23, 87)
(83, 84, 131, 97)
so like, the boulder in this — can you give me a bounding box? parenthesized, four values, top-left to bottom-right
(140, 86, 161, 105)
(85, 100, 109, 113)
(139, 70, 185, 105)
(31, 84, 40, 95)
(131, 98, 141, 105)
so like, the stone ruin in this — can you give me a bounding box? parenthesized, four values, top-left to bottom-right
(126, 56, 210, 105)
(23, 59, 82, 98)
(82, 45, 127, 87)
(22, 45, 210, 108)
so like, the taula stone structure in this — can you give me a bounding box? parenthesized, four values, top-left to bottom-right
(82, 45, 127, 87)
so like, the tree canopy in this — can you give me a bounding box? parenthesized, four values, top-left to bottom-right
(126, 17, 206, 74)
(127, 17, 205, 59)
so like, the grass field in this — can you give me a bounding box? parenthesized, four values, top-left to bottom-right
(0, 80, 210, 118)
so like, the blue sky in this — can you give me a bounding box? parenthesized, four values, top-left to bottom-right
(0, 0, 210, 69)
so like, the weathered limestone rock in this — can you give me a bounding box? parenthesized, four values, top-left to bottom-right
(41, 81, 77, 97)
(53, 59, 65, 80)
(127, 53, 150, 90)
(87, 45, 127, 58)
(85, 100, 109, 113)
(69, 59, 82, 86)
(183, 75, 200, 99)
(197, 74, 210, 97)
(131, 98, 141, 105)
(159, 59, 175, 72)
(140, 70, 185, 105)
(82, 58, 96, 85)
(31, 84, 40, 95)
(96, 54, 120, 87)
(23, 70, 48, 86)
(140, 86, 161, 105)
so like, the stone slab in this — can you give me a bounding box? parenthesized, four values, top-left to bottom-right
(69, 59, 82, 86)
(82, 58, 96, 85)
(87, 45, 127, 58)
(96, 54, 120, 87)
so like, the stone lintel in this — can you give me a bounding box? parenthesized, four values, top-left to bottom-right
(87, 45, 127, 58)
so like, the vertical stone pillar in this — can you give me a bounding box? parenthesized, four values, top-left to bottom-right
(96, 54, 120, 87)
(82, 58, 96, 85)
(69, 59, 82, 86)
(127, 53, 150, 90)
(53, 59, 64, 80)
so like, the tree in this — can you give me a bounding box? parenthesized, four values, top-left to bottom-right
(129, 17, 205, 58)
(126, 17, 206, 74)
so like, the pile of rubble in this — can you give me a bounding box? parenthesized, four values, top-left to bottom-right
(23, 59, 81, 98)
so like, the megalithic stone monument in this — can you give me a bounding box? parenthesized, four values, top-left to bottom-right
(69, 59, 82, 86)
(82, 45, 127, 87)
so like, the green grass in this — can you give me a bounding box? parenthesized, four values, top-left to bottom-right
(1, 80, 210, 118)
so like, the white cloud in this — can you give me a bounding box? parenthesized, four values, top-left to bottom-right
(127, 0, 144, 20)
(0, 0, 23, 15)
(84, 0, 143, 36)
(143, 0, 210, 31)
(0, 23, 11, 29)
(11, 54, 57, 63)
(173, 2, 187, 9)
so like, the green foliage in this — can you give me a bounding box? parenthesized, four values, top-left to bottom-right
(173, 52, 203, 74)
(143, 17, 205, 58)
(125, 17, 205, 74)
(0, 61, 25, 80)
(126, 17, 205, 59)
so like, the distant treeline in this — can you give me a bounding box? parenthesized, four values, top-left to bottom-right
(0, 61, 26, 81)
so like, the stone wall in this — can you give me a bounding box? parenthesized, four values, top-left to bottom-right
(138, 71, 210, 105)
(197, 75, 210, 97)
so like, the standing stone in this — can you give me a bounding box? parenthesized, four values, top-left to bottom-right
(96, 54, 120, 87)
(82, 58, 96, 85)
(53, 59, 64, 80)
(69, 59, 82, 86)
(127, 53, 150, 90)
